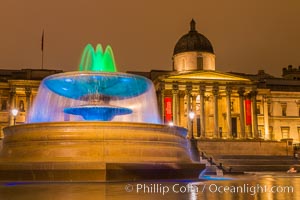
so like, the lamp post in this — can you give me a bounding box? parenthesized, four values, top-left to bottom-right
(11, 108, 18, 125)
(189, 111, 195, 139)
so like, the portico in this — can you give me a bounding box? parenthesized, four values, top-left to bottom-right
(156, 70, 258, 139)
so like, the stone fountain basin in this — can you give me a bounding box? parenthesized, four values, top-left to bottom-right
(1, 121, 190, 163)
(0, 122, 204, 181)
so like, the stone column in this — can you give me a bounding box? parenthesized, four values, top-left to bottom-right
(263, 96, 270, 140)
(172, 82, 179, 125)
(159, 82, 165, 122)
(251, 90, 259, 139)
(226, 86, 232, 138)
(199, 85, 206, 138)
(9, 87, 16, 125)
(192, 94, 197, 138)
(212, 84, 219, 138)
(296, 101, 300, 141)
(238, 87, 246, 138)
(25, 87, 32, 113)
(186, 83, 192, 138)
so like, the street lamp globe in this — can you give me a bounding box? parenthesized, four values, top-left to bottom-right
(189, 111, 195, 120)
(11, 108, 19, 126)
(189, 111, 195, 139)
(11, 108, 19, 117)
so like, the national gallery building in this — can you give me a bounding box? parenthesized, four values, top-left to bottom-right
(0, 20, 299, 143)
(130, 20, 300, 143)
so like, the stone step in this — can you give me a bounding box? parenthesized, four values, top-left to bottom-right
(228, 164, 300, 172)
(217, 159, 300, 165)
(204, 154, 300, 173)
(214, 155, 294, 159)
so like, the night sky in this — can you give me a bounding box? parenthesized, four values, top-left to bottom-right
(0, 0, 299, 76)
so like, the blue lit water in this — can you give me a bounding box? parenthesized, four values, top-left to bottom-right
(28, 72, 161, 124)
(1, 173, 299, 200)
(43, 72, 151, 99)
(63, 105, 132, 121)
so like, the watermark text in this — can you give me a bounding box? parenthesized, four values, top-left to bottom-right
(124, 183, 294, 196)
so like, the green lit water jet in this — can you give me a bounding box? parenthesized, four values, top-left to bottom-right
(79, 44, 117, 72)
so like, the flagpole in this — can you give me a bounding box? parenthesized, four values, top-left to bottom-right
(41, 30, 44, 69)
(42, 50, 44, 70)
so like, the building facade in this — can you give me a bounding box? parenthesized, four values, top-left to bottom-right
(133, 20, 300, 143)
(0, 69, 62, 137)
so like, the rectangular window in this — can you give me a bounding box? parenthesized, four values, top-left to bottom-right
(197, 56, 203, 69)
(281, 103, 287, 116)
(282, 108, 286, 117)
(267, 103, 271, 116)
(282, 108, 286, 116)
(0, 99, 7, 111)
(257, 104, 261, 114)
(281, 126, 290, 139)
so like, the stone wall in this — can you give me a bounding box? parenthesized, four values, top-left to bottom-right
(173, 51, 215, 72)
(197, 139, 294, 156)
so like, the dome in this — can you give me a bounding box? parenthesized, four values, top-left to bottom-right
(173, 19, 214, 55)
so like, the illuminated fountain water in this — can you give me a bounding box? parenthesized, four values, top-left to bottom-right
(28, 44, 160, 123)
(0, 44, 203, 181)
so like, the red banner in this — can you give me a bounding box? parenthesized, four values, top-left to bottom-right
(164, 97, 172, 123)
(245, 99, 252, 125)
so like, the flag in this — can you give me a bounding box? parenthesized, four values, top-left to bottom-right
(41, 30, 44, 51)
(245, 99, 252, 125)
(164, 97, 172, 123)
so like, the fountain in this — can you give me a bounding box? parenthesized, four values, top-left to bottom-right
(0, 44, 204, 181)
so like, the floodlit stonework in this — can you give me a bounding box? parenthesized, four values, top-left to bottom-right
(0, 69, 62, 138)
(173, 51, 215, 71)
(130, 20, 300, 144)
